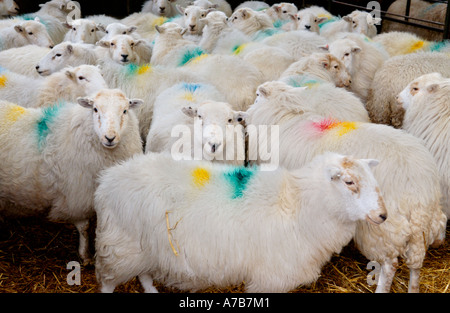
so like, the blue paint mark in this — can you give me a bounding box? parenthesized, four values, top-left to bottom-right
(182, 83, 202, 93)
(252, 28, 283, 41)
(318, 16, 339, 29)
(36, 102, 64, 150)
(429, 40, 450, 52)
(178, 47, 206, 66)
(223, 167, 256, 199)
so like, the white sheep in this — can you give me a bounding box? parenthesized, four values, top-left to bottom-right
(0, 45, 50, 77)
(0, 89, 143, 264)
(0, 0, 19, 16)
(228, 7, 275, 38)
(0, 18, 54, 51)
(98, 22, 139, 41)
(320, 10, 380, 40)
(146, 82, 247, 165)
(36, 42, 99, 76)
(141, 0, 191, 17)
(282, 10, 327, 33)
(264, 2, 298, 23)
(193, 0, 232, 17)
(397, 72, 450, 217)
(97, 34, 152, 65)
(253, 80, 369, 123)
(94, 151, 387, 293)
(279, 52, 352, 88)
(63, 18, 104, 44)
(0, 64, 107, 108)
(326, 33, 389, 102)
(234, 1, 269, 12)
(247, 83, 447, 293)
(175, 4, 211, 37)
(120, 11, 169, 41)
(366, 52, 450, 128)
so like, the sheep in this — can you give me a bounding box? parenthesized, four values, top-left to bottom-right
(251, 80, 369, 123)
(0, 89, 143, 264)
(0, 0, 19, 16)
(382, 0, 447, 41)
(0, 45, 50, 77)
(36, 42, 99, 76)
(175, 4, 211, 37)
(84, 14, 119, 27)
(98, 22, 139, 41)
(0, 64, 107, 108)
(279, 52, 352, 88)
(146, 82, 247, 165)
(366, 52, 450, 128)
(63, 18, 104, 44)
(228, 7, 275, 38)
(372, 31, 450, 57)
(397, 72, 450, 217)
(320, 10, 380, 40)
(0, 18, 54, 51)
(234, 1, 269, 12)
(325, 33, 389, 102)
(192, 0, 232, 17)
(264, 2, 298, 23)
(141, 0, 191, 17)
(97, 34, 152, 65)
(282, 10, 327, 33)
(260, 30, 328, 60)
(247, 82, 448, 293)
(94, 151, 387, 293)
(120, 12, 169, 40)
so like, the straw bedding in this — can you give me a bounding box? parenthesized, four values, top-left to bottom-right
(0, 217, 448, 293)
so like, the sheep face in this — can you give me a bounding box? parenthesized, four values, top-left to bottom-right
(36, 42, 76, 76)
(396, 72, 445, 110)
(182, 101, 247, 160)
(101, 23, 137, 41)
(228, 8, 254, 29)
(64, 19, 101, 44)
(327, 38, 362, 74)
(151, 0, 176, 16)
(77, 89, 143, 149)
(323, 154, 387, 225)
(266, 2, 298, 21)
(309, 53, 351, 88)
(177, 5, 210, 35)
(0, 0, 19, 15)
(292, 11, 326, 33)
(346, 11, 380, 38)
(98, 35, 145, 65)
(14, 20, 54, 48)
(65, 65, 108, 97)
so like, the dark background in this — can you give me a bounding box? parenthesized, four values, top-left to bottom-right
(13, 0, 396, 18)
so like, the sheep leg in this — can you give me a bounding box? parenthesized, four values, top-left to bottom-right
(408, 268, 420, 293)
(99, 281, 116, 293)
(375, 258, 398, 293)
(74, 219, 92, 266)
(139, 273, 159, 293)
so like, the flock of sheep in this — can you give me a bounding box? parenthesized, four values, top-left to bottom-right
(0, 0, 448, 293)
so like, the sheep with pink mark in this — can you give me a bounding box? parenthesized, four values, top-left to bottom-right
(94, 151, 387, 293)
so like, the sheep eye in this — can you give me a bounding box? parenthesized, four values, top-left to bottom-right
(55, 53, 62, 57)
(334, 65, 339, 69)
(93, 107, 98, 113)
(314, 19, 317, 23)
(228, 118, 233, 123)
(110, 42, 115, 46)
(105, 30, 109, 34)
(237, 117, 243, 122)
(185, 12, 187, 16)
(345, 180, 354, 186)
(91, 29, 95, 32)
(344, 53, 350, 56)
(73, 27, 76, 31)
(201, 13, 205, 17)
(78, 76, 85, 80)
(123, 110, 127, 114)
(198, 115, 202, 119)
(28, 31, 34, 35)
(130, 42, 135, 46)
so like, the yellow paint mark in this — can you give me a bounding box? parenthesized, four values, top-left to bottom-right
(0, 104, 27, 134)
(335, 121, 358, 137)
(137, 64, 152, 75)
(181, 92, 195, 102)
(233, 43, 248, 55)
(152, 16, 168, 27)
(188, 53, 209, 65)
(5, 105, 26, 123)
(192, 167, 210, 187)
(407, 40, 426, 53)
(0, 75, 7, 87)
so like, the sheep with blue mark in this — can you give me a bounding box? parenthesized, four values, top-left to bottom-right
(146, 82, 247, 166)
(0, 89, 143, 265)
(94, 151, 387, 292)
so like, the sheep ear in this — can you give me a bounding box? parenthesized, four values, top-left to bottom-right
(351, 46, 362, 53)
(128, 26, 137, 33)
(360, 159, 379, 169)
(14, 25, 23, 33)
(318, 44, 329, 51)
(176, 5, 185, 14)
(234, 111, 248, 124)
(241, 9, 249, 19)
(65, 69, 76, 80)
(96, 40, 110, 48)
(155, 24, 162, 33)
(62, 22, 72, 29)
(180, 28, 187, 36)
(258, 86, 269, 97)
(321, 59, 329, 68)
(288, 13, 297, 21)
(96, 23, 106, 32)
(317, 16, 328, 24)
(66, 44, 74, 53)
(129, 99, 143, 109)
(426, 83, 440, 93)
(373, 17, 382, 25)
(182, 106, 197, 118)
(77, 97, 94, 108)
(343, 15, 352, 23)
(327, 166, 342, 181)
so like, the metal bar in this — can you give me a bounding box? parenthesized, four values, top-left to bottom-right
(405, 0, 411, 22)
(445, 0, 450, 38)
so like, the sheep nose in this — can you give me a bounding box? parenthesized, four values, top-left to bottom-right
(189, 24, 195, 30)
(121, 54, 128, 61)
(35, 65, 40, 70)
(305, 25, 311, 29)
(379, 214, 387, 221)
(209, 142, 221, 153)
(49, 45, 54, 49)
(159, 7, 165, 12)
(105, 135, 116, 143)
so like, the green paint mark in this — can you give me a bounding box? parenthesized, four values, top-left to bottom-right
(429, 40, 450, 52)
(223, 167, 256, 199)
(36, 102, 63, 150)
(178, 47, 206, 67)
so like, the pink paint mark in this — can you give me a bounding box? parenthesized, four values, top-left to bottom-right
(311, 118, 339, 133)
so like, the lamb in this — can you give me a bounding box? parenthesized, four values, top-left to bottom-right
(146, 82, 247, 165)
(192, 0, 232, 17)
(36, 42, 99, 76)
(251, 80, 369, 123)
(382, 0, 447, 41)
(0, 64, 107, 108)
(325, 33, 389, 102)
(0, 18, 54, 51)
(141, 0, 191, 17)
(247, 83, 447, 293)
(282, 10, 327, 33)
(94, 151, 387, 293)
(63, 18, 104, 44)
(397, 72, 450, 217)
(175, 4, 212, 37)
(366, 52, 450, 128)
(98, 22, 139, 41)
(228, 7, 275, 38)
(97, 34, 152, 65)
(0, 89, 143, 264)
(279, 52, 352, 88)
(0, 0, 19, 16)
